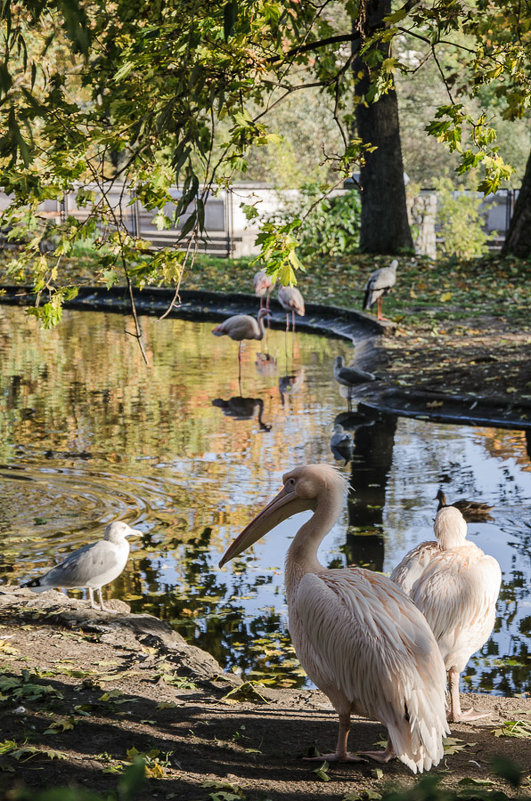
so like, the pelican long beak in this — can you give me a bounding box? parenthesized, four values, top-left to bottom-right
(219, 484, 315, 567)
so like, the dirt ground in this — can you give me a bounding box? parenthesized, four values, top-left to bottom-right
(378, 315, 530, 402)
(0, 590, 529, 801)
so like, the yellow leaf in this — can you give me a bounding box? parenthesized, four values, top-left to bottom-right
(440, 292, 452, 302)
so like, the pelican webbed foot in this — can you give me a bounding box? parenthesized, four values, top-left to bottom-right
(449, 708, 490, 723)
(303, 752, 367, 763)
(357, 743, 395, 764)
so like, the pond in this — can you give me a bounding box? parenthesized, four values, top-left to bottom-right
(0, 304, 529, 697)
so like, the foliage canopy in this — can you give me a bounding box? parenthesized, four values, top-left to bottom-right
(0, 0, 529, 337)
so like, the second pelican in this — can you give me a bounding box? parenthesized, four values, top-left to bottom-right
(219, 464, 449, 773)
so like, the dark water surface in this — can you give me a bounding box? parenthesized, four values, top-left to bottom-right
(0, 306, 529, 696)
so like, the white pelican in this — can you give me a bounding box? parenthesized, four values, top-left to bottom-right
(362, 260, 398, 320)
(212, 308, 269, 367)
(253, 270, 275, 309)
(278, 285, 305, 331)
(21, 521, 141, 612)
(435, 489, 493, 522)
(391, 506, 501, 722)
(219, 464, 449, 773)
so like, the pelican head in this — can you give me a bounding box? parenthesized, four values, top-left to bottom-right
(433, 505, 467, 549)
(219, 464, 346, 567)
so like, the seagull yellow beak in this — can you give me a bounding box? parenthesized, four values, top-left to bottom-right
(219, 483, 314, 567)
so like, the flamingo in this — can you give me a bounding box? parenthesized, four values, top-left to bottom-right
(253, 270, 275, 310)
(21, 521, 141, 612)
(435, 489, 493, 522)
(219, 464, 449, 773)
(278, 285, 305, 332)
(212, 309, 269, 378)
(391, 506, 501, 723)
(362, 260, 398, 321)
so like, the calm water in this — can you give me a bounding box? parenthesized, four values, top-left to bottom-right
(0, 305, 529, 696)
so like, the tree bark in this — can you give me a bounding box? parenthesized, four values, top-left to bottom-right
(352, 0, 413, 254)
(501, 148, 531, 258)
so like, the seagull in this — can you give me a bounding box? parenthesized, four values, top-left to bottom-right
(391, 506, 501, 722)
(333, 355, 376, 410)
(362, 260, 398, 320)
(435, 489, 494, 522)
(330, 423, 354, 463)
(219, 464, 449, 773)
(278, 286, 305, 332)
(21, 521, 141, 612)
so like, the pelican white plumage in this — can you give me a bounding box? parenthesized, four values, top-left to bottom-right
(253, 270, 274, 309)
(391, 506, 501, 722)
(362, 260, 398, 320)
(21, 521, 141, 612)
(219, 464, 449, 773)
(278, 285, 305, 331)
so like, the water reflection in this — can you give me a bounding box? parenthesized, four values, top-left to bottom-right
(212, 397, 272, 431)
(0, 306, 530, 696)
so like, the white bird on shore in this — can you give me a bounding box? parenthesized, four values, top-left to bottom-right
(253, 270, 275, 310)
(278, 286, 305, 331)
(21, 521, 141, 612)
(362, 260, 398, 320)
(391, 506, 501, 722)
(219, 464, 449, 773)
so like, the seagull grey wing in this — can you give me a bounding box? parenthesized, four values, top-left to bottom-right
(44, 541, 121, 589)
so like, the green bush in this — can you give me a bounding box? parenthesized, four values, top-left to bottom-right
(264, 184, 361, 259)
(436, 177, 492, 259)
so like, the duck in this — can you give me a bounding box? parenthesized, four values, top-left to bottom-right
(435, 489, 494, 522)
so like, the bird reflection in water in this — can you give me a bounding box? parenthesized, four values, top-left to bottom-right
(255, 352, 278, 377)
(278, 369, 304, 407)
(212, 397, 272, 431)
(338, 407, 397, 573)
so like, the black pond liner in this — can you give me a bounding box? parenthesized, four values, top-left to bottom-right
(1, 284, 529, 431)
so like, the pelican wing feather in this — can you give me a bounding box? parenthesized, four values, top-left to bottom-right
(292, 567, 449, 773)
(390, 541, 441, 596)
(411, 544, 502, 673)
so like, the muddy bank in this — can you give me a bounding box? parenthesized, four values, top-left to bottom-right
(0, 590, 529, 800)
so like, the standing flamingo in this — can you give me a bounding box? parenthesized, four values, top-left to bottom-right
(219, 464, 449, 773)
(212, 309, 269, 379)
(362, 260, 398, 321)
(253, 270, 274, 310)
(391, 506, 501, 722)
(278, 285, 305, 332)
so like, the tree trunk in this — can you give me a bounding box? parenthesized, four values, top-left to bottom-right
(501, 148, 531, 258)
(352, 0, 413, 254)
